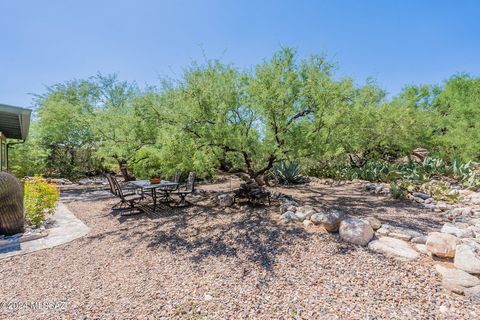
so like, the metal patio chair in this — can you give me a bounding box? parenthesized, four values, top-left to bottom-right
(171, 172, 196, 206)
(105, 173, 144, 213)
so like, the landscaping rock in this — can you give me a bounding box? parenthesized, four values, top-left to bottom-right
(364, 183, 376, 191)
(310, 213, 323, 225)
(441, 222, 475, 238)
(280, 211, 298, 223)
(414, 197, 425, 204)
(471, 193, 480, 205)
(339, 217, 374, 246)
(435, 265, 480, 294)
(375, 226, 390, 237)
(412, 192, 432, 200)
(436, 202, 452, 212)
(426, 232, 461, 258)
(454, 242, 480, 274)
(368, 237, 419, 261)
(389, 232, 412, 241)
(414, 244, 429, 255)
(411, 236, 427, 244)
(367, 217, 382, 230)
(388, 227, 423, 242)
(316, 209, 346, 232)
(295, 206, 316, 221)
(287, 205, 297, 213)
(464, 285, 480, 303)
(303, 220, 313, 228)
(213, 193, 234, 207)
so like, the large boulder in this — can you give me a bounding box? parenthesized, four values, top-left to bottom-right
(454, 242, 480, 274)
(435, 265, 480, 294)
(441, 222, 474, 238)
(426, 232, 461, 258)
(314, 209, 346, 232)
(339, 217, 374, 246)
(368, 237, 420, 261)
(465, 285, 480, 303)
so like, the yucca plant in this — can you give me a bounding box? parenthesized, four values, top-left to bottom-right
(272, 160, 304, 185)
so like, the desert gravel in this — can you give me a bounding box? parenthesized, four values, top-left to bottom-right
(0, 180, 478, 319)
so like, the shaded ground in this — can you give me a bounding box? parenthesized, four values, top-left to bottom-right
(0, 177, 477, 319)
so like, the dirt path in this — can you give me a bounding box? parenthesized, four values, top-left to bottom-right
(0, 180, 477, 319)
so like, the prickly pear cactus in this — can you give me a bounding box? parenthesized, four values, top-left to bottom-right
(0, 172, 24, 236)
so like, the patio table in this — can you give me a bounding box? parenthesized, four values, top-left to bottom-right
(129, 180, 179, 210)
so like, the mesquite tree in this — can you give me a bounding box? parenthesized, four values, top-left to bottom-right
(144, 48, 365, 184)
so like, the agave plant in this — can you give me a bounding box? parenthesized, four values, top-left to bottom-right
(272, 160, 304, 185)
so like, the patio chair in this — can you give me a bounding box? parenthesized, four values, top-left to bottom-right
(171, 172, 196, 206)
(105, 173, 143, 213)
(155, 172, 180, 204)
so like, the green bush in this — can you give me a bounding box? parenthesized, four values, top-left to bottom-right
(308, 157, 480, 189)
(24, 176, 60, 226)
(389, 182, 407, 199)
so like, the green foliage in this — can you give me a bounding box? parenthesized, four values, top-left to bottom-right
(9, 126, 49, 178)
(419, 181, 460, 203)
(272, 160, 303, 185)
(309, 157, 480, 188)
(24, 176, 60, 226)
(430, 74, 480, 161)
(389, 182, 408, 199)
(11, 49, 480, 186)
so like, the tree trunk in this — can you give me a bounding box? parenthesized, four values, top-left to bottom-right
(118, 160, 132, 182)
(0, 172, 24, 236)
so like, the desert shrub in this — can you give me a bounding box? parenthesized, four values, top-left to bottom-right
(418, 180, 460, 203)
(272, 160, 304, 185)
(389, 182, 408, 199)
(308, 157, 480, 190)
(24, 176, 60, 226)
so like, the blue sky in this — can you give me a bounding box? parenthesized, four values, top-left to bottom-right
(1, 0, 479, 107)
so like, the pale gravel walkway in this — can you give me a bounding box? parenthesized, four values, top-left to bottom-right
(0, 203, 90, 259)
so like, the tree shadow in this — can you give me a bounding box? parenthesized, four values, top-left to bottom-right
(144, 203, 312, 272)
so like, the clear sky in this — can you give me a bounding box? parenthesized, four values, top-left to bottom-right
(1, 0, 479, 107)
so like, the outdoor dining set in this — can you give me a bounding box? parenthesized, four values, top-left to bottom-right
(104, 172, 196, 214)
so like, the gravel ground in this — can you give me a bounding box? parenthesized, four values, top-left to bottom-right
(0, 179, 478, 319)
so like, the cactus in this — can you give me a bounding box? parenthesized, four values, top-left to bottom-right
(0, 172, 24, 236)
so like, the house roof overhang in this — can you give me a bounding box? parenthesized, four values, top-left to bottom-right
(0, 103, 32, 140)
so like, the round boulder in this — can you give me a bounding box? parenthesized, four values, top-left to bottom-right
(213, 193, 234, 207)
(367, 217, 382, 230)
(454, 242, 480, 274)
(317, 209, 346, 232)
(339, 217, 374, 246)
(426, 232, 461, 258)
(368, 236, 419, 261)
